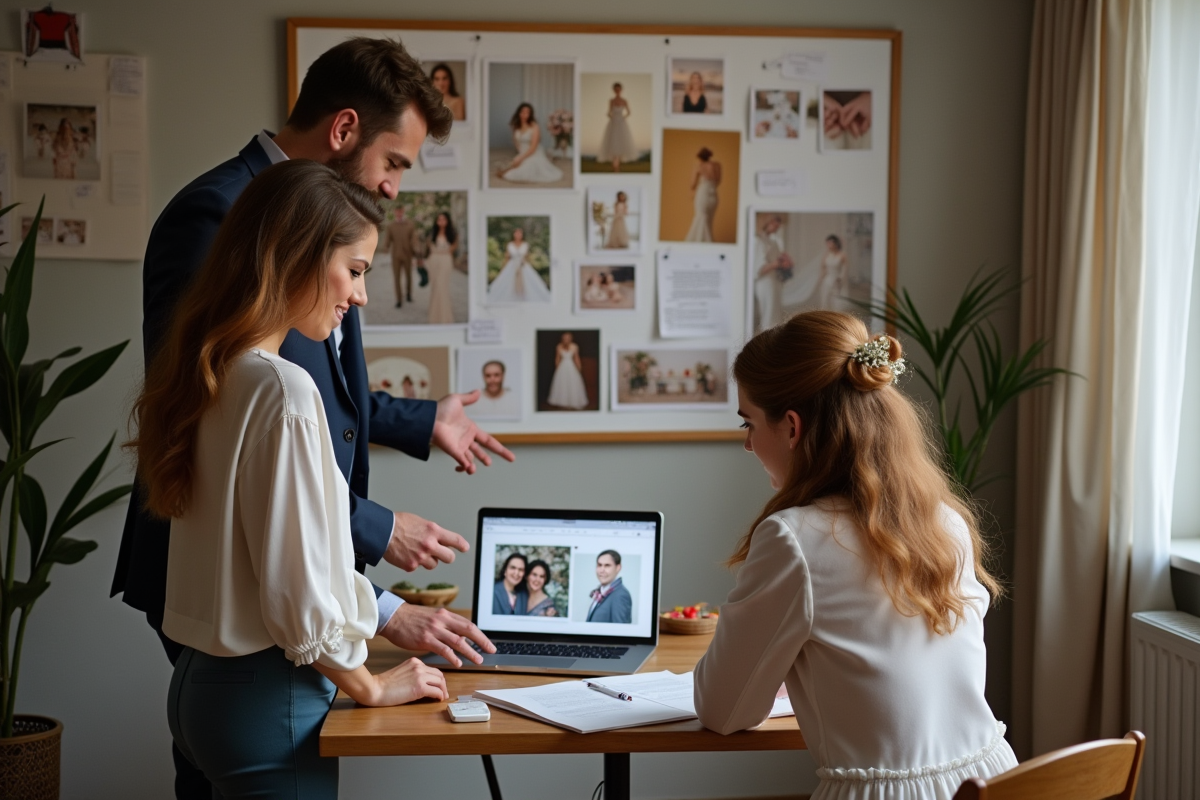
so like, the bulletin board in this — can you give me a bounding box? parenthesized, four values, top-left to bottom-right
(0, 51, 148, 261)
(288, 20, 901, 444)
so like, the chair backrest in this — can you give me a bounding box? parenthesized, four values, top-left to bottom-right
(953, 731, 1145, 800)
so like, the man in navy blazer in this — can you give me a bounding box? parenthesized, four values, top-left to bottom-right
(111, 38, 508, 799)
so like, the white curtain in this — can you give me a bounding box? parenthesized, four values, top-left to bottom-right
(522, 64, 574, 122)
(1014, 0, 1200, 758)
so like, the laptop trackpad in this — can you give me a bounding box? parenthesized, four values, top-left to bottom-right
(488, 655, 577, 669)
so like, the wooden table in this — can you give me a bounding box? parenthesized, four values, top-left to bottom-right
(321, 629, 807, 800)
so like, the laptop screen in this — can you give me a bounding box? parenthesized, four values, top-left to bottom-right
(473, 509, 662, 642)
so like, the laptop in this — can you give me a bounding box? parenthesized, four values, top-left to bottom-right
(423, 507, 664, 676)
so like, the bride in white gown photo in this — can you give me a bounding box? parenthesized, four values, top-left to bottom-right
(685, 147, 722, 243)
(597, 83, 639, 172)
(496, 103, 565, 185)
(545, 331, 590, 410)
(487, 226, 551, 304)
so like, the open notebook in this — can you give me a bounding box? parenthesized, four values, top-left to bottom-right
(473, 671, 794, 734)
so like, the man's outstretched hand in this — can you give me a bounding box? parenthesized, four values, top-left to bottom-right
(380, 603, 496, 668)
(432, 390, 516, 474)
(386, 512, 469, 571)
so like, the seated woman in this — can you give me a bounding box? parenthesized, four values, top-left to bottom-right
(695, 311, 1018, 800)
(130, 160, 448, 798)
(524, 560, 558, 617)
(492, 553, 529, 615)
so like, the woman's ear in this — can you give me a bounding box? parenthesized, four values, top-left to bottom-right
(784, 409, 802, 450)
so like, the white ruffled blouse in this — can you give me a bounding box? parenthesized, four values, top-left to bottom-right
(695, 503, 1017, 800)
(163, 349, 378, 671)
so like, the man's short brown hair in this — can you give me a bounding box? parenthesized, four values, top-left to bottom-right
(287, 37, 453, 146)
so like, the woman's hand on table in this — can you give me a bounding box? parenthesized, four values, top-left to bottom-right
(313, 658, 449, 707)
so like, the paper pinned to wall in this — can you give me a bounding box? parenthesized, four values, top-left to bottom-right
(109, 55, 144, 96)
(756, 169, 806, 197)
(420, 142, 458, 171)
(657, 250, 731, 338)
(781, 52, 827, 83)
(110, 151, 143, 206)
(467, 318, 504, 344)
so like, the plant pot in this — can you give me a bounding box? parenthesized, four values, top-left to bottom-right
(0, 715, 62, 800)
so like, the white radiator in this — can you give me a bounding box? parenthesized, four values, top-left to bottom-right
(1131, 611, 1200, 800)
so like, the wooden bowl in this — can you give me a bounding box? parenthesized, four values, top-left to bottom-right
(391, 586, 460, 607)
(659, 613, 718, 635)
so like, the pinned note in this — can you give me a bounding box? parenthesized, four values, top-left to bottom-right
(756, 170, 806, 197)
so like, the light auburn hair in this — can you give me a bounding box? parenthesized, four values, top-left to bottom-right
(731, 310, 1001, 634)
(128, 160, 383, 519)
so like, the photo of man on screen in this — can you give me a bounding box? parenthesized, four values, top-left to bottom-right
(586, 550, 631, 623)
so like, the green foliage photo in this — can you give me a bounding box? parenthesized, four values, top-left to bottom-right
(0, 201, 131, 737)
(494, 544, 571, 618)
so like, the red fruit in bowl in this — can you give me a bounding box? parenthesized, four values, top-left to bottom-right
(683, 606, 698, 619)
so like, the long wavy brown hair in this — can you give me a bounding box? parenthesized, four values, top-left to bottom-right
(731, 311, 1000, 634)
(128, 160, 384, 519)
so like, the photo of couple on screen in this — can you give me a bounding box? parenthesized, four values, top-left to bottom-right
(492, 546, 634, 624)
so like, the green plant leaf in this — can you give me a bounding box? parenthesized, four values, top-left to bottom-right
(54, 484, 132, 540)
(45, 537, 97, 565)
(3, 198, 45, 370)
(18, 475, 47, 566)
(2, 578, 49, 609)
(2, 348, 80, 448)
(47, 433, 118, 540)
(0, 438, 64, 502)
(30, 342, 128, 444)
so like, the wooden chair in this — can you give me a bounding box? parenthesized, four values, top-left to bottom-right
(953, 731, 1145, 800)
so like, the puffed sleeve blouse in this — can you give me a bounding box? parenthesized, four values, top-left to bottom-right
(162, 349, 378, 671)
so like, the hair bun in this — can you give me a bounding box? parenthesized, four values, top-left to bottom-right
(846, 334, 905, 392)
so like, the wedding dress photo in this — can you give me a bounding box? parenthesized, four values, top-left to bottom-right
(502, 125, 564, 183)
(488, 241, 551, 303)
(685, 175, 718, 242)
(597, 98, 639, 166)
(547, 340, 589, 409)
(425, 234, 456, 324)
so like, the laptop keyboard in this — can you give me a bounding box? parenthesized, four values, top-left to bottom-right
(475, 641, 630, 660)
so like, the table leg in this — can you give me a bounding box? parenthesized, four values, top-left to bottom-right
(481, 755, 503, 800)
(603, 753, 630, 800)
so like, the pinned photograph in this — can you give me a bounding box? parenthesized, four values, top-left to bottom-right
(821, 90, 873, 151)
(367, 191, 469, 329)
(586, 186, 642, 255)
(536, 329, 600, 412)
(457, 347, 523, 421)
(23, 104, 100, 180)
(485, 215, 551, 305)
(659, 129, 741, 244)
(575, 261, 636, 313)
(611, 345, 731, 412)
(54, 218, 86, 245)
(747, 210, 877, 337)
(750, 88, 802, 141)
(570, 550, 641, 624)
(22, 8, 83, 64)
(363, 346, 451, 401)
(420, 59, 468, 125)
(485, 60, 576, 190)
(667, 57, 724, 116)
(20, 216, 54, 245)
(492, 545, 571, 617)
(580, 72, 652, 173)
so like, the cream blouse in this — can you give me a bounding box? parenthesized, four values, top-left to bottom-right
(695, 503, 1017, 800)
(162, 349, 378, 671)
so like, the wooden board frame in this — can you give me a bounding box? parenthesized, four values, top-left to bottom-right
(287, 19, 902, 445)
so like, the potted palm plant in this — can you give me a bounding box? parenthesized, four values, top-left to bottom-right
(858, 268, 1072, 496)
(0, 201, 131, 799)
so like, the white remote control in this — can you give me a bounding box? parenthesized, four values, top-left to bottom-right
(448, 695, 491, 723)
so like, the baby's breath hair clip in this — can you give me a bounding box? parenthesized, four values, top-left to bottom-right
(851, 336, 907, 385)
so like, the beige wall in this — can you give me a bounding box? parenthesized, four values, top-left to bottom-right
(0, 1, 1033, 797)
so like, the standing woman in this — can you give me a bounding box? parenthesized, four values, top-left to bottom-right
(52, 118, 78, 179)
(604, 191, 631, 249)
(684, 148, 721, 243)
(546, 331, 590, 410)
(429, 63, 465, 121)
(425, 211, 457, 324)
(129, 161, 448, 799)
(695, 311, 1017, 799)
(597, 82, 639, 172)
(682, 71, 708, 113)
(816, 235, 850, 311)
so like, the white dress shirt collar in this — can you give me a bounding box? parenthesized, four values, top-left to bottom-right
(256, 130, 288, 165)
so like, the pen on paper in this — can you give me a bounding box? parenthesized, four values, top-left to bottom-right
(585, 682, 633, 702)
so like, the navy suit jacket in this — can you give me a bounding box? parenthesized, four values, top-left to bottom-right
(111, 137, 438, 627)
